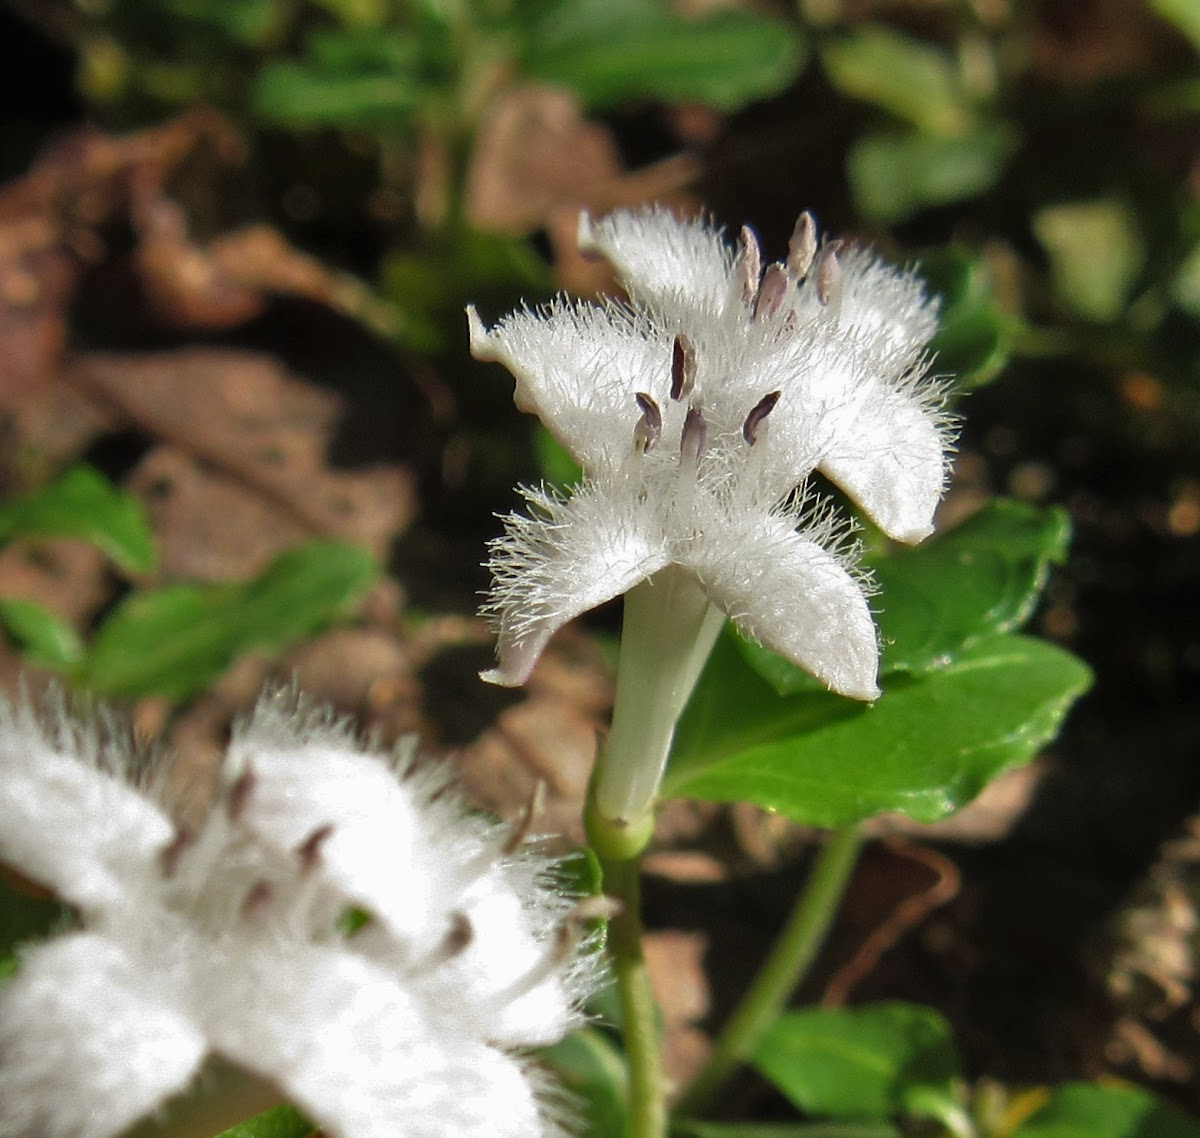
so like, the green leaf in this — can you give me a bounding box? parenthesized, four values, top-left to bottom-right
(213, 1105, 316, 1138)
(253, 62, 420, 128)
(0, 466, 156, 575)
(752, 1003, 960, 1123)
(525, 0, 806, 111)
(309, 0, 388, 29)
(821, 27, 969, 134)
(160, 0, 280, 44)
(678, 1123, 900, 1138)
(849, 126, 1016, 224)
(1032, 200, 1145, 323)
(739, 501, 1070, 694)
(82, 541, 377, 700)
(920, 247, 1013, 388)
(666, 631, 1091, 826)
(535, 426, 583, 490)
(1012, 1082, 1200, 1138)
(541, 1028, 628, 1138)
(1152, 0, 1200, 54)
(1170, 241, 1200, 317)
(0, 598, 85, 669)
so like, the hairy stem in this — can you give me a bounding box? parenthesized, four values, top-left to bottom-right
(677, 824, 864, 1118)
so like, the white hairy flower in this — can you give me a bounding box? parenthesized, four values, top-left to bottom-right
(0, 689, 596, 1138)
(468, 207, 953, 705)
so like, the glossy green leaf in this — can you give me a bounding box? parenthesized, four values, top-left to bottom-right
(541, 1028, 628, 1138)
(739, 501, 1070, 695)
(82, 541, 376, 700)
(1032, 200, 1145, 323)
(920, 247, 1013, 388)
(821, 28, 968, 134)
(849, 126, 1016, 224)
(666, 631, 1091, 826)
(752, 1004, 960, 1123)
(525, 0, 806, 111)
(1012, 1082, 1200, 1138)
(213, 1106, 316, 1138)
(0, 598, 85, 670)
(0, 466, 156, 575)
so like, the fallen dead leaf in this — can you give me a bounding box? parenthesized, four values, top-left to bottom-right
(66, 348, 415, 576)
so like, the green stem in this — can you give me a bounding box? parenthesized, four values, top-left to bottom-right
(601, 854, 667, 1138)
(677, 824, 864, 1119)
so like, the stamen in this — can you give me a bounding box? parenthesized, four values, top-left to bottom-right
(496, 897, 620, 1004)
(670, 334, 696, 402)
(241, 880, 273, 920)
(680, 406, 708, 465)
(742, 391, 782, 445)
(736, 225, 761, 305)
(158, 823, 195, 878)
(787, 211, 818, 279)
(226, 765, 256, 822)
(753, 263, 789, 320)
(815, 241, 843, 307)
(441, 910, 474, 958)
(633, 393, 662, 454)
(503, 779, 547, 855)
(295, 824, 334, 874)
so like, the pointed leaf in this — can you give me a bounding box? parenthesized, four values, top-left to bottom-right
(752, 1004, 960, 1123)
(82, 541, 376, 700)
(0, 466, 156, 575)
(666, 631, 1091, 826)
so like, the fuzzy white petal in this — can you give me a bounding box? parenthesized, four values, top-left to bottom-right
(818, 379, 951, 543)
(687, 511, 880, 700)
(0, 706, 172, 913)
(578, 207, 737, 318)
(204, 942, 544, 1138)
(411, 865, 579, 1048)
(485, 479, 671, 685)
(0, 934, 206, 1138)
(468, 301, 666, 468)
(791, 245, 939, 359)
(224, 734, 445, 945)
